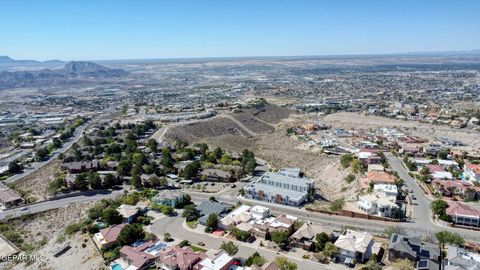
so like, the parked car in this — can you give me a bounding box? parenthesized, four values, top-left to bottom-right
(197, 242, 205, 246)
(411, 195, 417, 200)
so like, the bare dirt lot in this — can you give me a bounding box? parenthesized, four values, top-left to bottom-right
(1, 202, 105, 270)
(323, 112, 480, 149)
(12, 159, 62, 202)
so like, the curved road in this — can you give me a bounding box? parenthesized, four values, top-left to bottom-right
(150, 216, 335, 270)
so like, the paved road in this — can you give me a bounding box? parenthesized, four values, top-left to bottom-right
(5, 123, 89, 184)
(150, 216, 338, 270)
(185, 171, 480, 243)
(5, 111, 115, 184)
(385, 153, 431, 223)
(0, 190, 124, 220)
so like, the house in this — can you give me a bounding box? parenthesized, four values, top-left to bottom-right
(464, 164, 480, 182)
(60, 160, 100, 174)
(157, 245, 207, 270)
(93, 224, 126, 249)
(334, 229, 379, 263)
(373, 184, 398, 197)
(446, 202, 480, 228)
(356, 192, 399, 218)
(431, 179, 478, 200)
(251, 215, 297, 239)
(117, 204, 140, 224)
(268, 214, 297, 235)
(250, 205, 270, 220)
(152, 190, 187, 207)
(366, 171, 396, 185)
(368, 164, 385, 172)
(416, 259, 440, 270)
(445, 245, 480, 270)
(193, 251, 235, 270)
(218, 205, 252, 229)
(196, 201, 228, 226)
(120, 241, 163, 270)
(243, 169, 315, 206)
(199, 169, 234, 182)
(387, 234, 440, 263)
(290, 223, 333, 250)
(0, 183, 23, 208)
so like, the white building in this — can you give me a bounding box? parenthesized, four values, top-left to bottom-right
(464, 164, 480, 182)
(357, 192, 399, 218)
(334, 229, 378, 263)
(373, 184, 398, 197)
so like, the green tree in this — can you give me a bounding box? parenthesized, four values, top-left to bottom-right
(146, 139, 158, 152)
(182, 205, 199, 221)
(220, 241, 238, 256)
(35, 147, 49, 161)
(103, 173, 116, 188)
(245, 252, 266, 267)
(182, 161, 201, 179)
(315, 232, 330, 251)
(205, 213, 218, 232)
(101, 208, 123, 225)
(270, 231, 291, 249)
(323, 242, 338, 258)
(161, 206, 175, 216)
(117, 224, 145, 246)
(431, 199, 449, 217)
(8, 161, 23, 174)
(275, 256, 297, 270)
(435, 231, 464, 247)
(131, 174, 143, 189)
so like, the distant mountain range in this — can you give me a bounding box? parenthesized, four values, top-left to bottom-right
(0, 61, 128, 90)
(0, 55, 65, 68)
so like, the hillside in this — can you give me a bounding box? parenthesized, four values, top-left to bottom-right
(164, 103, 292, 151)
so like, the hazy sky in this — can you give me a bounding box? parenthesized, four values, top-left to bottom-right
(1, 0, 479, 60)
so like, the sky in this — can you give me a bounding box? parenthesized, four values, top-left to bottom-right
(1, 0, 479, 61)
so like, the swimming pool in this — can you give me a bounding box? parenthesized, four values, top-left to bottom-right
(111, 263, 124, 270)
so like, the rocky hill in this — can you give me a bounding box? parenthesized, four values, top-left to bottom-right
(164, 103, 293, 151)
(0, 61, 128, 89)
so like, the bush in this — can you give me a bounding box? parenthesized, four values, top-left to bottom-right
(329, 197, 345, 212)
(179, 240, 190, 247)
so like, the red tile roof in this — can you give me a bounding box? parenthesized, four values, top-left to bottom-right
(367, 171, 396, 184)
(466, 164, 480, 174)
(159, 246, 207, 269)
(99, 224, 125, 243)
(120, 241, 157, 269)
(446, 202, 480, 219)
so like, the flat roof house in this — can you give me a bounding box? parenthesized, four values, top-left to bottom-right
(445, 245, 480, 270)
(243, 169, 314, 206)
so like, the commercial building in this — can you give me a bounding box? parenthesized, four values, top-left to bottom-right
(243, 168, 314, 206)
